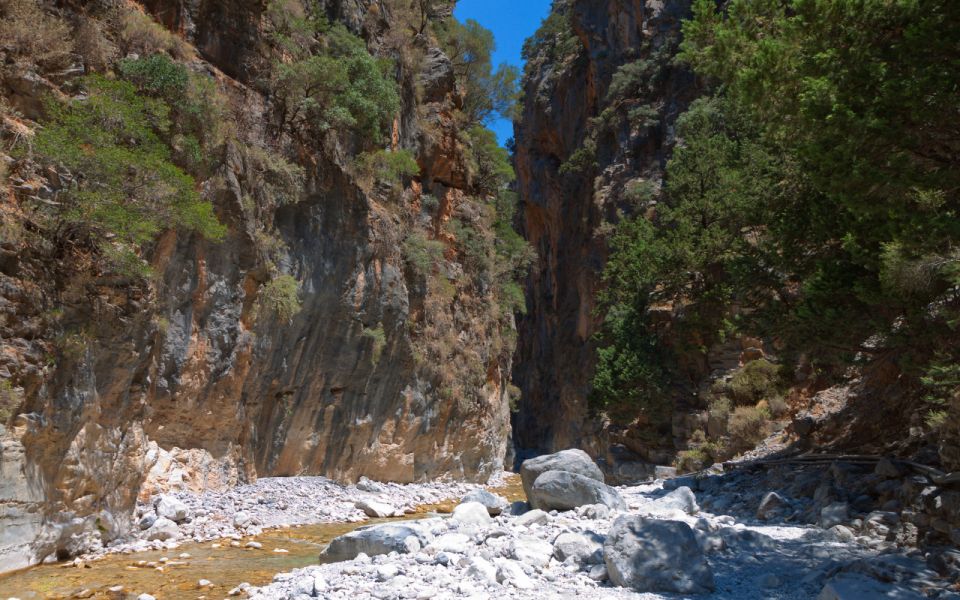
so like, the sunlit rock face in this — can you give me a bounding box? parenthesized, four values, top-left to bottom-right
(0, 0, 511, 570)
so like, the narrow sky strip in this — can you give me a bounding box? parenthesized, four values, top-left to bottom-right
(453, 0, 553, 146)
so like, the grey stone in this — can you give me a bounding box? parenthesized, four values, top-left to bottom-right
(451, 501, 493, 526)
(552, 532, 602, 564)
(817, 573, 924, 600)
(757, 491, 788, 520)
(655, 466, 678, 480)
(155, 495, 190, 523)
(604, 516, 715, 594)
(529, 470, 626, 511)
(520, 449, 604, 499)
(654, 486, 699, 515)
(821, 502, 850, 529)
(144, 517, 179, 541)
(515, 509, 549, 527)
(355, 499, 398, 518)
(320, 523, 428, 562)
(496, 559, 535, 589)
(137, 512, 157, 531)
(875, 458, 905, 479)
(459, 489, 509, 516)
(510, 537, 554, 568)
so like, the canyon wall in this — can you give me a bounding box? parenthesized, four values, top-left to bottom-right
(512, 0, 699, 476)
(0, 0, 513, 570)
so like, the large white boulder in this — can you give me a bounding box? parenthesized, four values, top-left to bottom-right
(520, 449, 604, 500)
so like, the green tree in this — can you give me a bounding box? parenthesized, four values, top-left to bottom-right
(436, 17, 519, 124)
(265, 3, 400, 145)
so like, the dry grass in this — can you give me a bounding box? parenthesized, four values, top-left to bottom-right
(0, 0, 73, 69)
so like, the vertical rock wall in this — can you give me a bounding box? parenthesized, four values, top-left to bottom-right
(512, 0, 697, 472)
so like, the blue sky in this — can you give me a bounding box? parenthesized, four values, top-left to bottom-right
(453, 0, 553, 146)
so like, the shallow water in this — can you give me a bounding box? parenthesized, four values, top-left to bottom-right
(0, 475, 525, 599)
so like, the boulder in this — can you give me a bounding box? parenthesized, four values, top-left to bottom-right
(451, 501, 493, 526)
(529, 470, 626, 511)
(465, 555, 498, 585)
(155, 495, 190, 523)
(496, 559, 535, 589)
(144, 517, 179, 541)
(355, 499, 398, 518)
(138, 512, 157, 531)
(515, 509, 550, 527)
(509, 537, 554, 568)
(757, 491, 789, 520)
(520, 449, 604, 500)
(821, 502, 850, 529)
(817, 573, 924, 600)
(654, 486, 699, 515)
(459, 489, 509, 516)
(320, 523, 428, 562)
(604, 516, 715, 594)
(553, 532, 602, 564)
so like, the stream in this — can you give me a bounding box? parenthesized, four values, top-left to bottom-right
(0, 478, 525, 599)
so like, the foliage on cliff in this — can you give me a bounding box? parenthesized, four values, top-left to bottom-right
(594, 0, 960, 465)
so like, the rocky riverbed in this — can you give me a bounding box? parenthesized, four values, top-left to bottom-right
(69, 475, 510, 564)
(244, 456, 960, 600)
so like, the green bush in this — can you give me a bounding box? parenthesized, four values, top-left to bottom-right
(355, 149, 420, 186)
(118, 54, 189, 98)
(258, 274, 301, 321)
(266, 7, 400, 145)
(723, 359, 782, 406)
(466, 126, 514, 195)
(521, 5, 582, 67)
(32, 75, 225, 276)
(403, 232, 445, 275)
(362, 326, 387, 365)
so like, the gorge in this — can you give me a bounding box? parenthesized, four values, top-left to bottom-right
(1, 0, 959, 597)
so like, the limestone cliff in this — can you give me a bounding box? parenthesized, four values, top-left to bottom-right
(512, 0, 699, 476)
(0, 0, 514, 570)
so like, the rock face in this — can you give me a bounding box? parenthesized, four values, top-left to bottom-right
(511, 0, 700, 475)
(604, 515, 715, 594)
(519, 449, 605, 499)
(0, 0, 512, 571)
(529, 470, 626, 512)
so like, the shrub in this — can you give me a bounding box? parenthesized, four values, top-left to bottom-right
(0, 378, 19, 424)
(354, 149, 419, 186)
(118, 54, 189, 99)
(403, 232, 445, 275)
(362, 326, 386, 365)
(727, 405, 770, 451)
(31, 75, 225, 275)
(244, 144, 305, 207)
(521, 5, 582, 66)
(119, 54, 230, 168)
(558, 139, 597, 176)
(677, 448, 709, 473)
(720, 359, 782, 406)
(466, 126, 514, 195)
(117, 7, 193, 60)
(258, 274, 301, 321)
(0, 0, 72, 69)
(74, 17, 117, 73)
